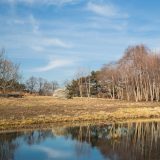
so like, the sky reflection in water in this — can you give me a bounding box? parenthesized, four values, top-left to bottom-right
(0, 122, 160, 160)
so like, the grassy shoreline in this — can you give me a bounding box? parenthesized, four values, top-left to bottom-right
(1, 96, 160, 132)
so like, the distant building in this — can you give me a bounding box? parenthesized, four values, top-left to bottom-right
(53, 88, 68, 99)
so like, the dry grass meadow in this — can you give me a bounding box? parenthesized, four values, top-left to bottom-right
(1, 96, 160, 131)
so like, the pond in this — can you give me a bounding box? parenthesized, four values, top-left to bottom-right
(0, 121, 160, 160)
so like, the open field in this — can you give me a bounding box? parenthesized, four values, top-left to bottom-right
(1, 96, 160, 131)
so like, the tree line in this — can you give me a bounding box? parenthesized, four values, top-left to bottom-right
(67, 44, 160, 102)
(25, 76, 58, 96)
(1, 44, 160, 100)
(0, 49, 58, 96)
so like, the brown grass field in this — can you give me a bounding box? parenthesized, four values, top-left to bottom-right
(1, 96, 160, 131)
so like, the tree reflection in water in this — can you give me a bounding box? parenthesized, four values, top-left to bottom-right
(64, 122, 160, 160)
(0, 121, 160, 160)
(0, 132, 21, 160)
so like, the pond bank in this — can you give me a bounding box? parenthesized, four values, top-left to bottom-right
(1, 96, 160, 131)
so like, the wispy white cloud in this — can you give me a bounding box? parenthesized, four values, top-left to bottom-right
(32, 59, 74, 72)
(7, 14, 40, 33)
(7, 14, 72, 50)
(31, 46, 44, 52)
(45, 0, 79, 6)
(87, 2, 117, 17)
(25, 15, 72, 48)
(31, 37, 72, 52)
(87, 2, 128, 18)
(42, 38, 72, 48)
(29, 15, 39, 33)
(13, 19, 25, 25)
(1, 0, 79, 6)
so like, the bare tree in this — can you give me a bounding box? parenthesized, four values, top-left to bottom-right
(37, 77, 45, 95)
(42, 81, 53, 96)
(26, 76, 38, 94)
(75, 68, 91, 97)
(0, 49, 21, 93)
(75, 68, 84, 97)
(51, 81, 59, 92)
(97, 44, 160, 102)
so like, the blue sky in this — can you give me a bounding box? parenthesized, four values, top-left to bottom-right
(0, 0, 160, 85)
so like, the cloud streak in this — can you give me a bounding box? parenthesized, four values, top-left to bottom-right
(87, 2, 128, 18)
(32, 59, 74, 72)
(42, 38, 72, 48)
(30, 37, 72, 53)
(29, 15, 39, 33)
(10, 15, 72, 49)
(1, 0, 79, 6)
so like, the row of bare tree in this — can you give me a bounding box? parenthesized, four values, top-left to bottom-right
(98, 45, 160, 102)
(25, 76, 59, 96)
(67, 44, 160, 101)
(0, 49, 59, 95)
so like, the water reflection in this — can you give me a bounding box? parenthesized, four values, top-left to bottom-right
(0, 121, 160, 160)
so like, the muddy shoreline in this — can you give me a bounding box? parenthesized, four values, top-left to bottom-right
(1, 118, 160, 133)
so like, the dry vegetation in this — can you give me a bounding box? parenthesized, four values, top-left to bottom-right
(0, 96, 160, 131)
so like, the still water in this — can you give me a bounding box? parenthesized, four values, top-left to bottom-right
(0, 122, 160, 160)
